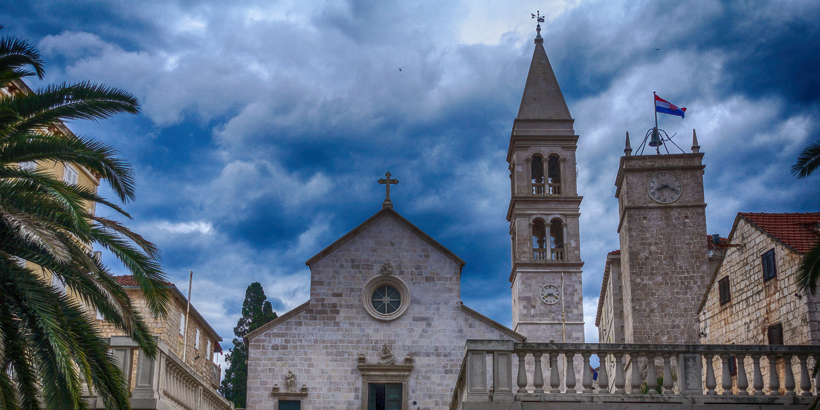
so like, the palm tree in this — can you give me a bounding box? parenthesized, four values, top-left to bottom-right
(792, 140, 820, 296)
(0, 31, 170, 409)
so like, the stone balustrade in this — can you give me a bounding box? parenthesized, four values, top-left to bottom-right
(532, 249, 564, 261)
(83, 338, 233, 410)
(531, 183, 561, 196)
(451, 340, 820, 410)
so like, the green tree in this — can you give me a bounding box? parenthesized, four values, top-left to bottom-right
(0, 31, 170, 409)
(221, 282, 278, 407)
(791, 140, 820, 295)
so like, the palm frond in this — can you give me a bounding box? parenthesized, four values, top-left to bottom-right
(0, 36, 44, 80)
(791, 139, 820, 179)
(797, 239, 820, 295)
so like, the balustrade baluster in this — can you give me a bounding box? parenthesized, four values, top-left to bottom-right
(549, 352, 561, 394)
(768, 354, 780, 395)
(705, 353, 717, 395)
(752, 354, 764, 395)
(799, 354, 811, 396)
(736, 354, 748, 395)
(646, 353, 657, 394)
(517, 352, 528, 394)
(582, 352, 593, 394)
(784, 354, 796, 395)
(597, 352, 610, 394)
(566, 352, 576, 393)
(533, 352, 545, 393)
(630, 352, 642, 394)
(720, 354, 733, 395)
(614, 352, 626, 394)
(814, 354, 820, 396)
(662, 353, 673, 395)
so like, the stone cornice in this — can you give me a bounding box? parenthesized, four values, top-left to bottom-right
(245, 300, 310, 341)
(508, 262, 584, 283)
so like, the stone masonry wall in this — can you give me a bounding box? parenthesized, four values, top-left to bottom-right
(617, 153, 710, 345)
(699, 218, 817, 394)
(95, 288, 219, 390)
(246, 215, 519, 410)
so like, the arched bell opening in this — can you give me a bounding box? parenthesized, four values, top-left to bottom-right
(549, 218, 565, 261)
(531, 218, 547, 261)
(531, 155, 545, 195)
(547, 154, 562, 195)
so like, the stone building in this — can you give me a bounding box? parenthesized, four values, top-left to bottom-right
(245, 23, 586, 410)
(698, 212, 820, 394)
(84, 275, 231, 409)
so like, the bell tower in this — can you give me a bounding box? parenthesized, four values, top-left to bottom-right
(508, 24, 584, 343)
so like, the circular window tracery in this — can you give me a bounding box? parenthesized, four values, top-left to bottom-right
(362, 275, 410, 321)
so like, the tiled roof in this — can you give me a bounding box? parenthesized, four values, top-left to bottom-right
(739, 212, 820, 253)
(608, 250, 620, 255)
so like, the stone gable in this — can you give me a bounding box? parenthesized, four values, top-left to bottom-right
(246, 212, 522, 410)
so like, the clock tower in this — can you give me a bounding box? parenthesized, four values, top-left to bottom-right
(508, 25, 585, 344)
(614, 132, 710, 344)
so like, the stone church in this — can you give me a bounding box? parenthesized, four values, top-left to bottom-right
(245, 23, 586, 410)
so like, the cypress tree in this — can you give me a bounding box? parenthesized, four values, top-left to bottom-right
(220, 282, 278, 407)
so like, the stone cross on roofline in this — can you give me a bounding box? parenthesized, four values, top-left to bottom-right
(378, 171, 399, 209)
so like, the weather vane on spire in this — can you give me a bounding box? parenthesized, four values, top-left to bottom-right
(531, 11, 545, 39)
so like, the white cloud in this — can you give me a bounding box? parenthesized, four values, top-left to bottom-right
(154, 221, 214, 235)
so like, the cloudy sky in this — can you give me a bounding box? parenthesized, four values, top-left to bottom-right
(4, 0, 820, 360)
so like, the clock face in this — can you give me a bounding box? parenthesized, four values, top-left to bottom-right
(648, 172, 682, 203)
(540, 284, 560, 305)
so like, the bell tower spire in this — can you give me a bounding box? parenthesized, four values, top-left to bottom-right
(507, 24, 584, 343)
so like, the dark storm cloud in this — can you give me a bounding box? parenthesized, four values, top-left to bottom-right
(3, 0, 819, 350)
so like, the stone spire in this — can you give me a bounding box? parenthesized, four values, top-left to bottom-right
(624, 132, 632, 156)
(516, 28, 572, 120)
(691, 129, 700, 153)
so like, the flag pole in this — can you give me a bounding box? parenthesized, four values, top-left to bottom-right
(183, 270, 193, 361)
(653, 91, 660, 154)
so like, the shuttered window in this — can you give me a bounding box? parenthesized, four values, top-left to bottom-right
(718, 276, 731, 305)
(279, 401, 301, 410)
(768, 323, 783, 345)
(63, 165, 79, 186)
(762, 249, 777, 281)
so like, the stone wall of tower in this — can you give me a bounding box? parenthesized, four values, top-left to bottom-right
(616, 153, 710, 344)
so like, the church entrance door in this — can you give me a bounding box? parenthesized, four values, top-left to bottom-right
(368, 383, 402, 410)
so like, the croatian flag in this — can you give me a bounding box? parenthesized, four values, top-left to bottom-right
(654, 94, 687, 118)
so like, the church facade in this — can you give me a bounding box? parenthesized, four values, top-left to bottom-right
(245, 24, 586, 410)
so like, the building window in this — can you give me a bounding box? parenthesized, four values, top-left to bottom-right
(179, 313, 185, 336)
(362, 274, 410, 322)
(207, 340, 212, 359)
(51, 274, 67, 295)
(63, 164, 79, 186)
(768, 323, 783, 345)
(718, 276, 731, 305)
(368, 383, 402, 410)
(549, 218, 564, 261)
(532, 218, 547, 260)
(547, 154, 561, 195)
(762, 249, 777, 282)
(18, 161, 36, 172)
(278, 401, 301, 410)
(531, 155, 544, 194)
(195, 328, 201, 349)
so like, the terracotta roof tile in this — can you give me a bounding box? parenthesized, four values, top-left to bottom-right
(740, 212, 820, 253)
(608, 250, 620, 255)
